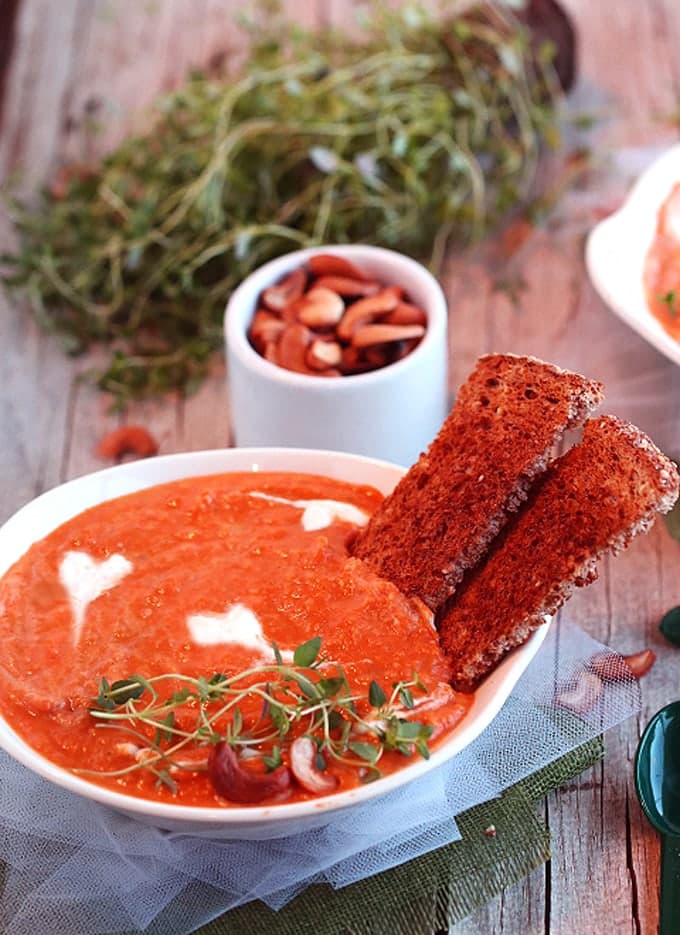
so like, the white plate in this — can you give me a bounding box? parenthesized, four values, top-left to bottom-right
(585, 143, 680, 367)
(0, 448, 549, 838)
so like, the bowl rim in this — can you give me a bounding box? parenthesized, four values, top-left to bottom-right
(585, 142, 680, 368)
(224, 244, 448, 391)
(0, 446, 549, 826)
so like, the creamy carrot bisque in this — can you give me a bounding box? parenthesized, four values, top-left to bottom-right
(0, 472, 470, 807)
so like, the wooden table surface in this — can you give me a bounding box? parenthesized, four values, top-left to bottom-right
(1, 2, 679, 933)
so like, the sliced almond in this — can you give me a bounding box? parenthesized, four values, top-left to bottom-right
(306, 339, 343, 370)
(352, 323, 425, 348)
(261, 268, 306, 313)
(277, 323, 314, 374)
(589, 649, 656, 681)
(382, 302, 427, 327)
(248, 309, 286, 351)
(96, 426, 159, 459)
(263, 341, 279, 365)
(307, 253, 369, 281)
(588, 652, 630, 681)
(253, 261, 425, 376)
(295, 287, 345, 327)
(169, 749, 210, 774)
(336, 290, 400, 341)
(554, 670, 603, 713)
(313, 275, 380, 297)
(622, 649, 656, 678)
(290, 737, 339, 794)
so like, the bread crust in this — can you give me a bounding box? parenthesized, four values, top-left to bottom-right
(350, 353, 604, 609)
(438, 415, 680, 692)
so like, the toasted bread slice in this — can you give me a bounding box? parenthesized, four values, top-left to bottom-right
(438, 415, 680, 692)
(350, 354, 604, 609)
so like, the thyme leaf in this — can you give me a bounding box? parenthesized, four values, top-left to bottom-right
(398, 686, 415, 709)
(348, 742, 380, 764)
(658, 290, 678, 317)
(293, 636, 322, 668)
(78, 637, 433, 794)
(262, 745, 283, 772)
(368, 680, 387, 708)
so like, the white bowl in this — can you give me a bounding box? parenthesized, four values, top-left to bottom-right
(586, 143, 680, 368)
(224, 246, 449, 466)
(0, 448, 549, 839)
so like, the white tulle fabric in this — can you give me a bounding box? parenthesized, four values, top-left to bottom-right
(0, 621, 639, 935)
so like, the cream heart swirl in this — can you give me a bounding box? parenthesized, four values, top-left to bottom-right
(187, 604, 293, 662)
(59, 550, 133, 645)
(248, 491, 368, 532)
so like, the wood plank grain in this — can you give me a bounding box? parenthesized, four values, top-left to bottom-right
(0, 0, 22, 132)
(1, 4, 679, 935)
(0, 213, 74, 522)
(440, 249, 498, 396)
(0, 0, 87, 185)
(59, 0, 237, 163)
(561, 0, 679, 148)
(61, 374, 121, 482)
(457, 866, 545, 935)
(657, 0, 680, 107)
(180, 359, 233, 451)
(606, 523, 680, 935)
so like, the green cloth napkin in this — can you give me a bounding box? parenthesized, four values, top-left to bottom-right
(180, 738, 602, 935)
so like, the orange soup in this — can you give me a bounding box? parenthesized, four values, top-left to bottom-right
(0, 472, 470, 807)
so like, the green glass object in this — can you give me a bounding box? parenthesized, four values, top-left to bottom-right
(635, 701, 680, 935)
(660, 607, 680, 647)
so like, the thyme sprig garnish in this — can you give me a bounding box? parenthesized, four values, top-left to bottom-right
(658, 290, 678, 318)
(80, 637, 433, 794)
(1, 2, 560, 407)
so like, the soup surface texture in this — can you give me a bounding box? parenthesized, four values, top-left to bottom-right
(0, 471, 470, 807)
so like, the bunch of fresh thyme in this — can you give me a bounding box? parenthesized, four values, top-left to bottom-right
(82, 636, 433, 796)
(1, 2, 561, 407)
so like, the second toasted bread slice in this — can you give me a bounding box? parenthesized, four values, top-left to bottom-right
(438, 415, 680, 692)
(350, 353, 603, 609)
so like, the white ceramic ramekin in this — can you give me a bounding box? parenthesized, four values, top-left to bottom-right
(224, 245, 449, 466)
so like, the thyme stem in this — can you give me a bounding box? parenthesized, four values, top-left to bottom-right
(79, 641, 434, 792)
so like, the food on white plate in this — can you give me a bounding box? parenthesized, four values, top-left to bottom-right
(0, 354, 676, 807)
(643, 181, 680, 341)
